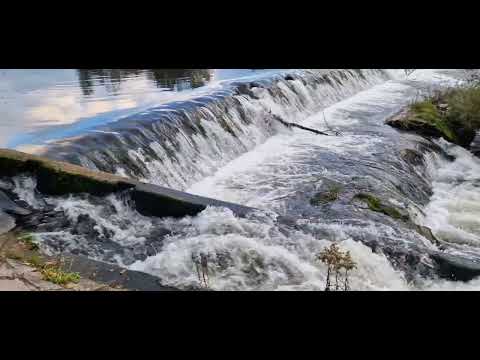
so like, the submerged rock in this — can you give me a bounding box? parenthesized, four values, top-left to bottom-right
(414, 225, 440, 246)
(353, 193, 409, 221)
(310, 179, 343, 206)
(380, 246, 438, 283)
(235, 83, 260, 99)
(0, 190, 31, 216)
(71, 214, 100, 238)
(400, 149, 424, 166)
(431, 252, 480, 282)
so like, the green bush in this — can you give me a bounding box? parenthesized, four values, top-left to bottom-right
(405, 85, 480, 147)
(445, 86, 480, 130)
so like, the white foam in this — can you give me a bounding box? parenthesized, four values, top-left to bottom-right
(18, 69, 480, 291)
(129, 206, 409, 291)
(11, 176, 44, 209)
(186, 71, 451, 208)
(422, 140, 480, 248)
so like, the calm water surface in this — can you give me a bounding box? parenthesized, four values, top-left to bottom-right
(0, 69, 280, 152)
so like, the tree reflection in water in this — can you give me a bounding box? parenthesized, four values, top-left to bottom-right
(76, 69, 212, 97)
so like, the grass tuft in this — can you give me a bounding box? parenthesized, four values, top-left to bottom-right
(40, 264, 81, 285)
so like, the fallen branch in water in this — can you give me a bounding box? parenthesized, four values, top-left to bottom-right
(322, 111, 342, 136)
(268, 111, 331, 136)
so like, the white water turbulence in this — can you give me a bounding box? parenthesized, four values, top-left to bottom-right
(15, 69, 480, 291)
(187, 70, 458, 208)
(130, 207, 410, 291)
(43, 70, 391, 191)
(422, 140, 480, 252)
(128, 69, 480, 291)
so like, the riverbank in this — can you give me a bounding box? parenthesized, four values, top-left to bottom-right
(0, 229, 185, 291)
(386, 76, 480, 149)
(0, 147, 255, 291)
(3, 69, 480, 291)
(0, 231, 120, 290)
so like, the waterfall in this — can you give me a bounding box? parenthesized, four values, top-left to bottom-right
(10, 69, 480, 291)
(43, 69, 391, 190)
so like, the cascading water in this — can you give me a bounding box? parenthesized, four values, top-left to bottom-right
(42, 70, 391, 190)
(11, 68, 480, 290)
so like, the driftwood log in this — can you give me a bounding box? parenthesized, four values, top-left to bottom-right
(269, 112, 331, 136)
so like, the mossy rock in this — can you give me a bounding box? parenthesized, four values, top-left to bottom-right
(353, 193, 409, 221)
(310, 182, 343, 206)
(386, 99, 477, 148)
(387, 103, 457, 142)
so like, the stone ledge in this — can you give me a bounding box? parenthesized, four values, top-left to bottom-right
(0, 148, 257, 219)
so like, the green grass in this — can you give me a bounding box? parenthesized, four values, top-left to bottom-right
(410, 101, 441, 123)
(445, 86, 480, 129)
(406, 86, 480, 147)
(409, 101, 458, 143)
(26, 254, 81, 286)
(40, 264, 81, 285)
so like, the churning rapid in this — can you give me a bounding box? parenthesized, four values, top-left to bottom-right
(13, 69, 480, 290)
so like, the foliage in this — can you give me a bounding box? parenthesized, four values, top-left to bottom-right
(408, 101, 458, 142)
(317, 243, 357, 291)
(404, 84, 480, 147)
(445, 86, 480, 130)
(26, 255, 81, 286)
(40, 263, 81, 285)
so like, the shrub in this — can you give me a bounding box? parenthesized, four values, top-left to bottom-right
(445, 86, 480, 130)
(317, 244, 357, 291)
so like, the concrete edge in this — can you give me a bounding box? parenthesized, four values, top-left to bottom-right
(62, 254, 183, 291)
(0, 148, 257, 219)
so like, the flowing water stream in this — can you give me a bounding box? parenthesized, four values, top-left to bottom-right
(6, 69, 480, 290)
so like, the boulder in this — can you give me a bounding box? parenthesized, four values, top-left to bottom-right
(386, 105, 477, 149)
(386, 112, 445, 138)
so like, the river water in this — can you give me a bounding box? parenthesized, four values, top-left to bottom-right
(0, 69, 277, 151)
(4, 69, 480, 290)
